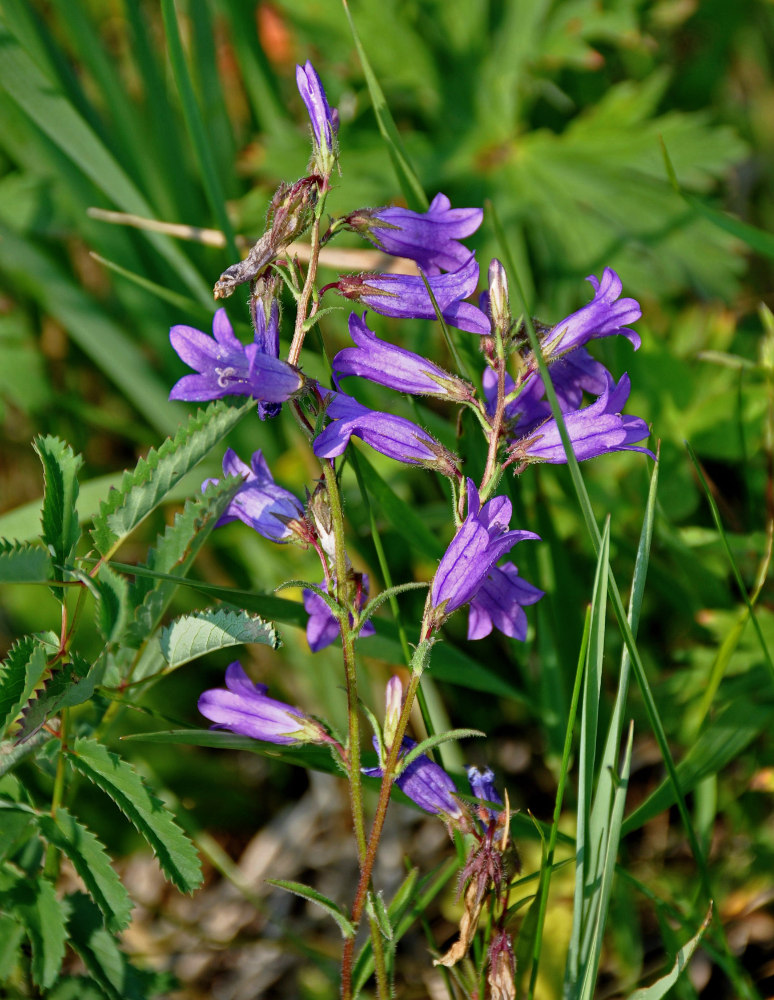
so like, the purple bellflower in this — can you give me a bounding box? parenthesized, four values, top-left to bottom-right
(344, 193, 483, 275)
(295, 60, 338, 170)
(203, 448, 305, 543)
(509, 372, 654, 465)
(328, 255, 490, 335)
(313, 390, 459, 477)
(332, 312, 471, 400)
(543, 268, 641, 359)
(363, 736, 464, 821)
(303, 575, 376, 652)
(429, 479, 539, 624)
(251, 297, 282, 419)
(466, 765, 503, 821)
(198, 662, 325, 745)
(467, 562, 543, 642)
(169, 308, 304, 405)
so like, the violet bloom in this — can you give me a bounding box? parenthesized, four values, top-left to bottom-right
(466, 765, 503, 820)
(313, 391, 459, 477)
(296, 60, 338, 169)
(345, 193, 483, 275)
(363, 737, 463, 820)
(169, 308, 304, 405)
(303, 575, 375, 653)
(203, 448, 304, 543)
(543, 268, 641, 359)
(467, 562, 543, 641)
(510, 372, 654, 465)
(429, 479, 539, 621)
(333, 312, 470, 400)
(252, 298, 282, 420)
(330, 255, 490, 335)
(198, 662, 324, 745)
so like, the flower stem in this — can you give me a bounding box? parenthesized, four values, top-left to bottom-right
(288, 184, 327, 365)
(43, 707, 69, 878)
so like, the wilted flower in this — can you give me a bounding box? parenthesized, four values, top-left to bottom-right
(467, 562, 543, 641)
(429, 479, 539, 625)
(169, 308, 304, 404)
(343, 193, 482, 275)
(303, 574, 375, 652)
(203, 448, 306, 543)
(542, 267, 641, 359)
(313, 390, 460, 476)
(332, 312, 471, 399)
(296, 60, 338, 172)
(487, 931, 516, 1000)
(198, 662, 325, 744)
(363, 736, 464, 821)
(328, 255, 490, 335)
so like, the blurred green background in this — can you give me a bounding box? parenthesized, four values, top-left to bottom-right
(1, 0, 773, 996)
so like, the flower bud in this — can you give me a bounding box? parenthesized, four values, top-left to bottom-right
(487, 258, 511, 337)
(383, 676, 403, 751)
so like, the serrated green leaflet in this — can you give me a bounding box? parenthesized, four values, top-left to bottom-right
(95, 563, 130, 644)
(267, 879, 355, 938)
(160, 607, 279, 669)
(0, 636, 48, 737)
(66, 737, 202, 893)
(4, 873, 66, 990)
(33, 435, 82, 575)
(0, 539, 51, 584)
(0, 912, 25, 982)
(90, 399, 251, 556)
(36, 807, 133, 933)
(15, 653, 100, 743)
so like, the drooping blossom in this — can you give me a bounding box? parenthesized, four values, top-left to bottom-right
(508, 372, 654, 465)
(363, 736, 464, 820)
(295, 60, 338, 169)
(203, 448, 305, 543)
(169, 308, 304, 404)
(467, 562, 543, 641)
(343, 193, 483, 275)
(303, 574, 375, 652)
(542, 268, 641, 359)
(328, 255, 490, 335)
(429, 479, 539, 623)
(198, 662, 325, 745)
(487, 931, 517, 1000)
(332, 312, 470, 399)
(313, 390, 459, 476)
(465, 765, 503, 821)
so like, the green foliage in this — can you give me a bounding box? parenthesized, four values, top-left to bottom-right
(160, 607, 280, 670)
(16, 653, 101, 743)
(0, 538, 51, 583)
(0, 636, 48, 737)
(33, 435, 82, 576)
(0, 868, 67, 990)
(267, 878, 356, 938)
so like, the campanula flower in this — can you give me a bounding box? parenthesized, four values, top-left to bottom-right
(467, 562, 543, 641)
(251, 297, 282, 419)
(542, 268, 641, 359)
(363, 736, 464, 820)
(169, 308, 304, 405)
(202, 448, 305, 543)
(344, 193, 483, 275)
(332, 312, 471, 399)
(303, 574, 375, 652)
(429, 480, 539, 623)
(328, 255, 490, 335)
(313, 391, 460, 476)
(465, 765, 503, 820)
(509, 372, 654, 465)
(198, 662, 325, 745)
(296, 60, 338, 172)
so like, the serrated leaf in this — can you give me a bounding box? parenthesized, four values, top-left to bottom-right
(266, 878, 355, 938)
(66, 737, 202, 893)
(160, 607, 279, 670)
(90, 399, 251, 556)
(37, 807, 132, 932)
(33, 435, 82, 575)
(7, 873, 67, 989)
(94, 563, 129, 644)
(0, 636, 48, 736)
(16, 653, 102, 743)
(0, 912, 25, 981)
(0, 538, 51, 583)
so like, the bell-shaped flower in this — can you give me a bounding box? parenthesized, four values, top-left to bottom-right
(542, 268, 641, 359)
(363, 736, 464, 821)
(509, 372, 654, 465)
(465, 765, 503, 821)
(328, 255, 490, 335)
(198, 662, 326, 745)
(429, 480, 539, 624)
(344, 193, 482, 275)
(303, 574, 376, 652)
(313, 391, 459, 477)
(467, 562, 543, 641)
(251, 297, 282, 419)
(203, 448, 305, 543)
(296, 60, 338, 172)
(333, 312, 471, 399)
(169, 308, 304, 405)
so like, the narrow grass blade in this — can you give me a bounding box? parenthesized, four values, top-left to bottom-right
(627, 906, 712, 1000)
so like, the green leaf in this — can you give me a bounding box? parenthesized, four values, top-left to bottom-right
(36, 807, 133, 932)
(0, 538, 51, 583)
(0, 636, 48, 736)
(0, 912, 25, 982)
(160, 607, 279, 669)
(33, 435, 83, 574)
(366, 890, 393, 941)
(627, 906, 712, 999)
(90, 399, 251, 556)
(94, 563, 130, 644)
(266, 878, 355, 938)
(66, 737, 202, 893)
(399, 728, 485, 771)
(8, 874, 67, 989)
(16, 653, 102, 743)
